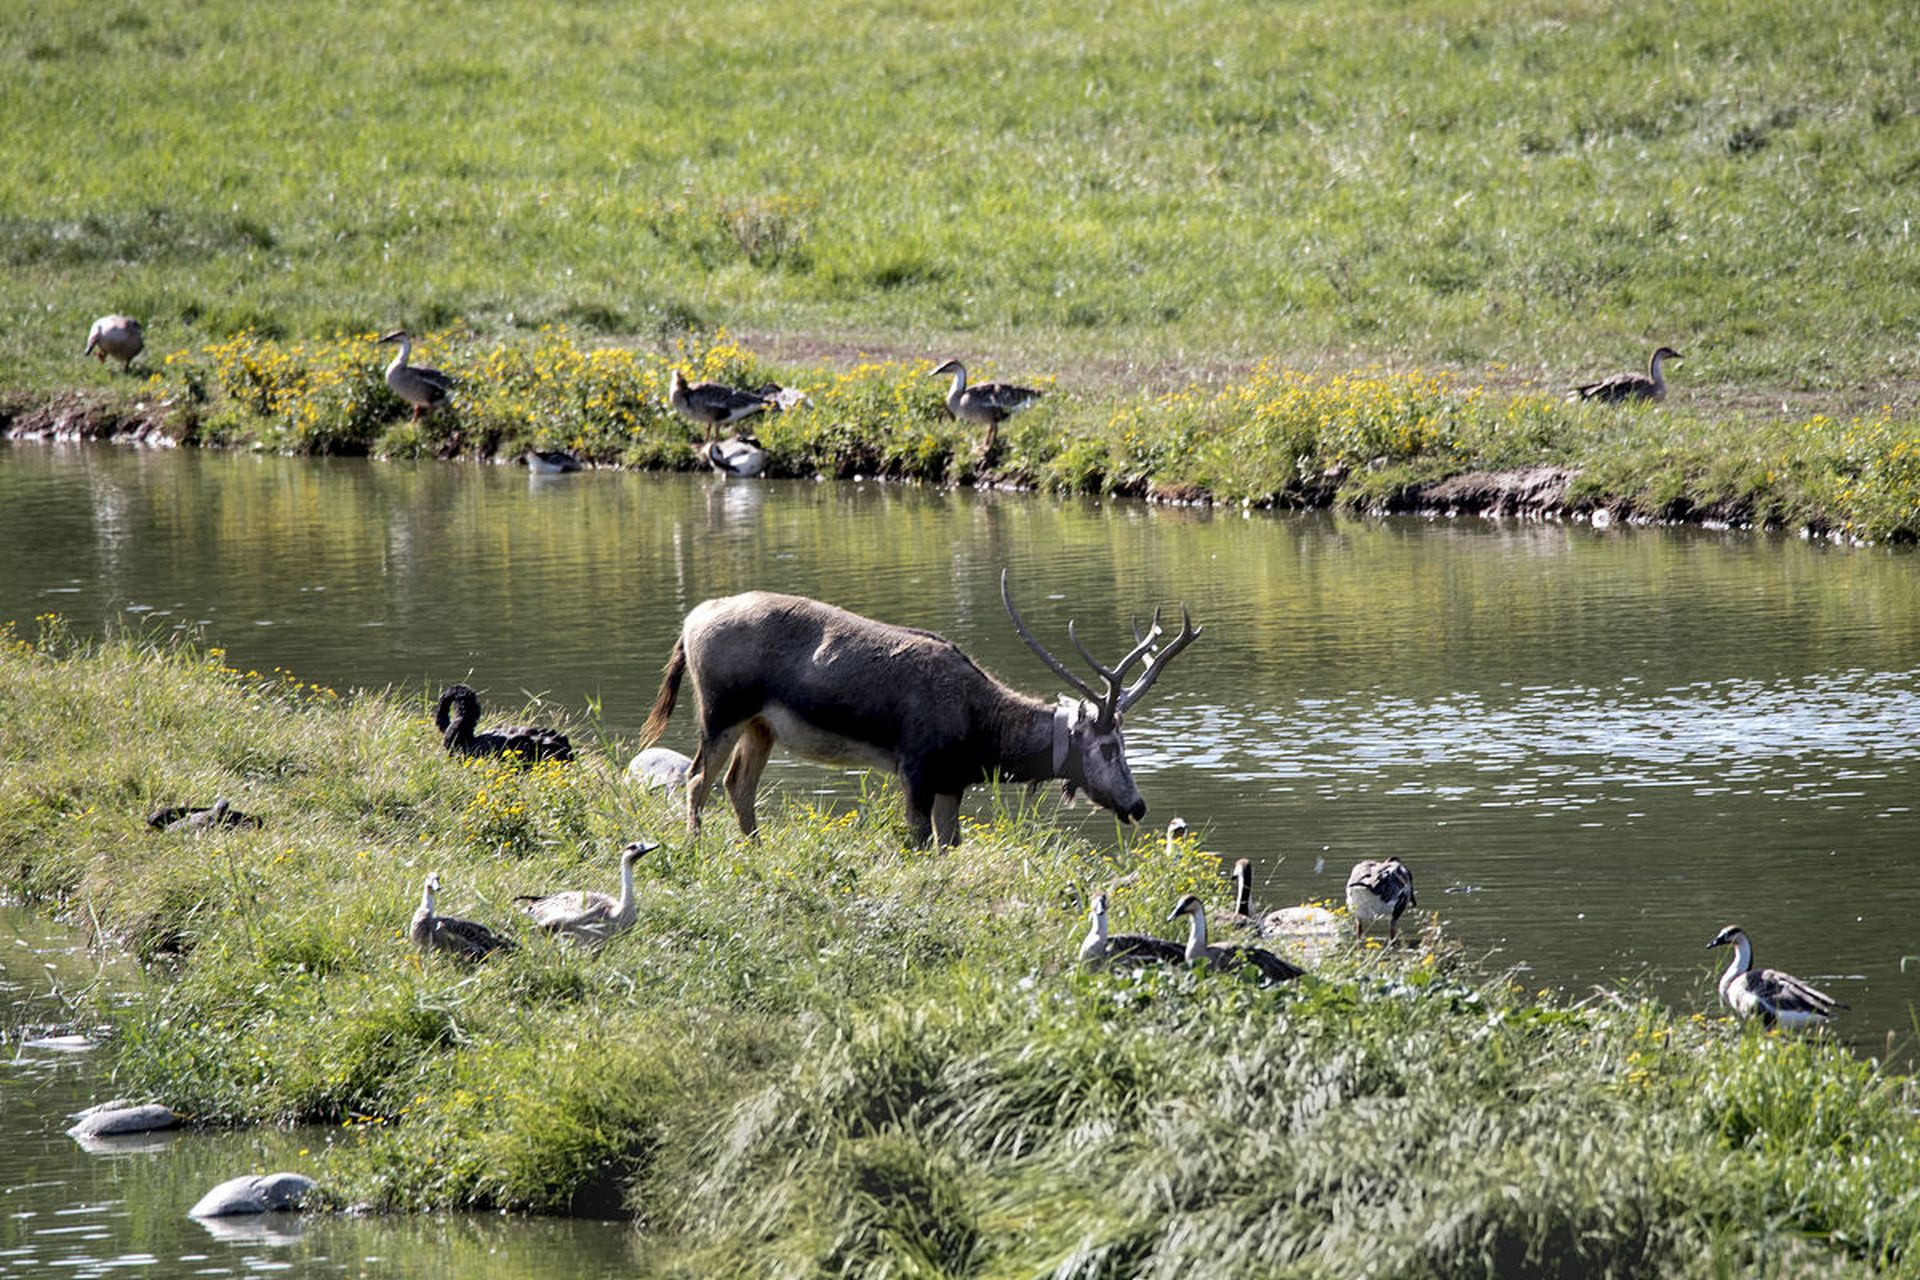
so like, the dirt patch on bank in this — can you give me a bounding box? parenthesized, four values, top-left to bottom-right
(3, 393, 176, 445)
(1405, 465, 1583, 516)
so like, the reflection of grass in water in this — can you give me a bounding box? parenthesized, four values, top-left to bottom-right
(1, 630, 1916, 1271)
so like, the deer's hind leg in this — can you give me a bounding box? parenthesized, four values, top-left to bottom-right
(722, 719, 775, 837)
(687, 721, 747, 838)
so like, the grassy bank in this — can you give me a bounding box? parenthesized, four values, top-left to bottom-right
(17, 325, 1920, 542)
(4, 0, 1918, 399)
(3, 624, 1918, 1274)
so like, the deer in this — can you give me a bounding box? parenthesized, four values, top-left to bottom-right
(636, 570, 1200, 847)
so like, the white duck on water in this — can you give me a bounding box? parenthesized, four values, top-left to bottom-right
(516, 839, 658, 946)
(379, 330, 455, 420)
(1706, 925, 1847, 1029)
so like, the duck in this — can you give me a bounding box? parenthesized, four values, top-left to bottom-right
(669, 369, 776, 440)
(522, 449, 583, 474)
(410, 873, 516, 961)
(378, 329, 456, 420)
(1217, 858, 1267, 938)
(433, 683, 573, 764)
(930, 359, 1043, 459)
(1345, 858, 1417, 942)
(1078, 891, 1184, 968)
(146, 798, 263, 832)
(84, 315, 144, 371)
(516, 839, 658, 946)
(704, 436, 769, 478)
(1705, 925, 1847, 1028)
(1569, 346, 1683, 403)
(1166, 894, 1305, 983)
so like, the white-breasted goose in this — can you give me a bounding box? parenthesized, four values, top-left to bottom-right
(704, 437, 769, 478)
(516, 839, 658, 946)
(1079, 891, 1184, 968)
(433, 684, 573, 765)
(410, 873, 516, 961)
(1570, 346, 1682, 403)
(669, 369, 775, 440)
(379, 330, 455, 420)
(1706, 925, 1847, 1029)
(1345, 858, 1417, 942)
(84, 315, 144, 370)
(930, 359, 1042, 458)
(1166, 894, 1304, 983)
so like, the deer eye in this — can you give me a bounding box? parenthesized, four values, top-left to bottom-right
(1100, 743, 1118, 762)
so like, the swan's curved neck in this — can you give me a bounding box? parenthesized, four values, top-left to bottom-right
(1182, 905, 1209, 959)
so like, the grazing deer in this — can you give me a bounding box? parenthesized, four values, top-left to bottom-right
(637, 571, 1200, 847)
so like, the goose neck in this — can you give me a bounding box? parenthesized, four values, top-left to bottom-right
(614, 855, 637, 920)
(419, 881, 436, 917)
(1183, 905, 1209, 961)
(944, 364, 968, 409)
(1234, 868, 1252, 917)
(1649, 349, 1669, 386)
(1719, 934, 1753, 993)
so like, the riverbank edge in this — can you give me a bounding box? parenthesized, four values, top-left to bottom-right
(0, 385, 1889, 547)
(2, 630, 1917, 1274)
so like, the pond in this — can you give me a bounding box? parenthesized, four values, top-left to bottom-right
(2, 441, 1916, 1047)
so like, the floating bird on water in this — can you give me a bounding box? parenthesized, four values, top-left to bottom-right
(1166, 894, 1305, 982)
(1706, 925, 1846, 1029)
(522, 449, 582, 474)
(669, 369, 776, 440)
(146, 798, 262, 833)
(1569, 346, 1683, 403)
(410, 873, 516, 961)
(433, 683, 573, 764)
(84, 315, 144, 371)
(930, 359, 1042, 460)
(379, 329, 455, 421)
(516, 839, 657, 947)
(704, 436, 769, 478)
(1345, 858, 1417, 942)
(1078, 890, 1184, 969)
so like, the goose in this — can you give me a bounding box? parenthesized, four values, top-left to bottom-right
(433, 683, 573, 764)
(1569, 346, 1683, 403)
(1078, 890, 1184, 968)
(1706, 925, 1847, 1029)
(669, 369, 775, 440)
(84, 315, 144, 371)
(1164, 816, 1190, 855)
(410, 872, 516, 961)
(705, 436, 769, 478)
(378, 329, 456, 420)
(930, 359, 1043, 459)
(1345, 858, 1417, 942)
(626, 745, 693, 790)
(147, 798, 263, 832)
(522, 449, 582, 474)
(1217, 858, 1266, 938)
(1166, 894, 1305, 982)
(516, 839, 658, 945)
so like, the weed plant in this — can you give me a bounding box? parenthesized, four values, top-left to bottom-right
(1, 622, 1916, 1273)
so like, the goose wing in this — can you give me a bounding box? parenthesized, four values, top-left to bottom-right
(1213, 944, 1306, 983)
(429, 914, 516, 960)
(518, 889, 615, 930)
(959, 382, 1043, 420)
(689, 380, 774, 420)
(1346, 859, 1413, 905)
(1752, 967, 1847, 1016)
(1093, 933, 1185, 967)
(1570, 372, 1654, 403)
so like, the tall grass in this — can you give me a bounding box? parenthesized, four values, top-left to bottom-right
(1, 623, 1916, 1273)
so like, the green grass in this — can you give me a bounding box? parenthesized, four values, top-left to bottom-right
(4, 622, 1918, 1275)
(3, 0, 1918, 401)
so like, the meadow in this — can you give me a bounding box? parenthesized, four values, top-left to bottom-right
(3, 0, 1916, 401)
(3, 622, 1917, 1275)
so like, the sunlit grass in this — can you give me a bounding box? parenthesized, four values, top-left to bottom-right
(1, 626, 1916, 1272)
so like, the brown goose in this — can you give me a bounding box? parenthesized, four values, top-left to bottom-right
(379, 330, 456, 420)
(433, 684, 573, 764)
(1706, 925, 1847, 1029)
(930, 359, 1042, 458)
(516, 839, 657, 946)
(1570, 346, 1682, 403)
(410, 873, 516, 961)
(669, 369, 775, 440)
(1078, 891, 1183, 968)
(146, 798, 263, 833)
(1166, 894, 1305, 983)
(1345, 858, 1417, 942)
(84, 315, 144, 371)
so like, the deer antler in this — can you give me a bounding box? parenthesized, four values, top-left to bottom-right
(1115, 605, 1201, 714)
(1001, 570, 1102, 706)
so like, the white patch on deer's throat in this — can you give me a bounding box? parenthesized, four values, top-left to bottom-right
(756, 705, 898, 770)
